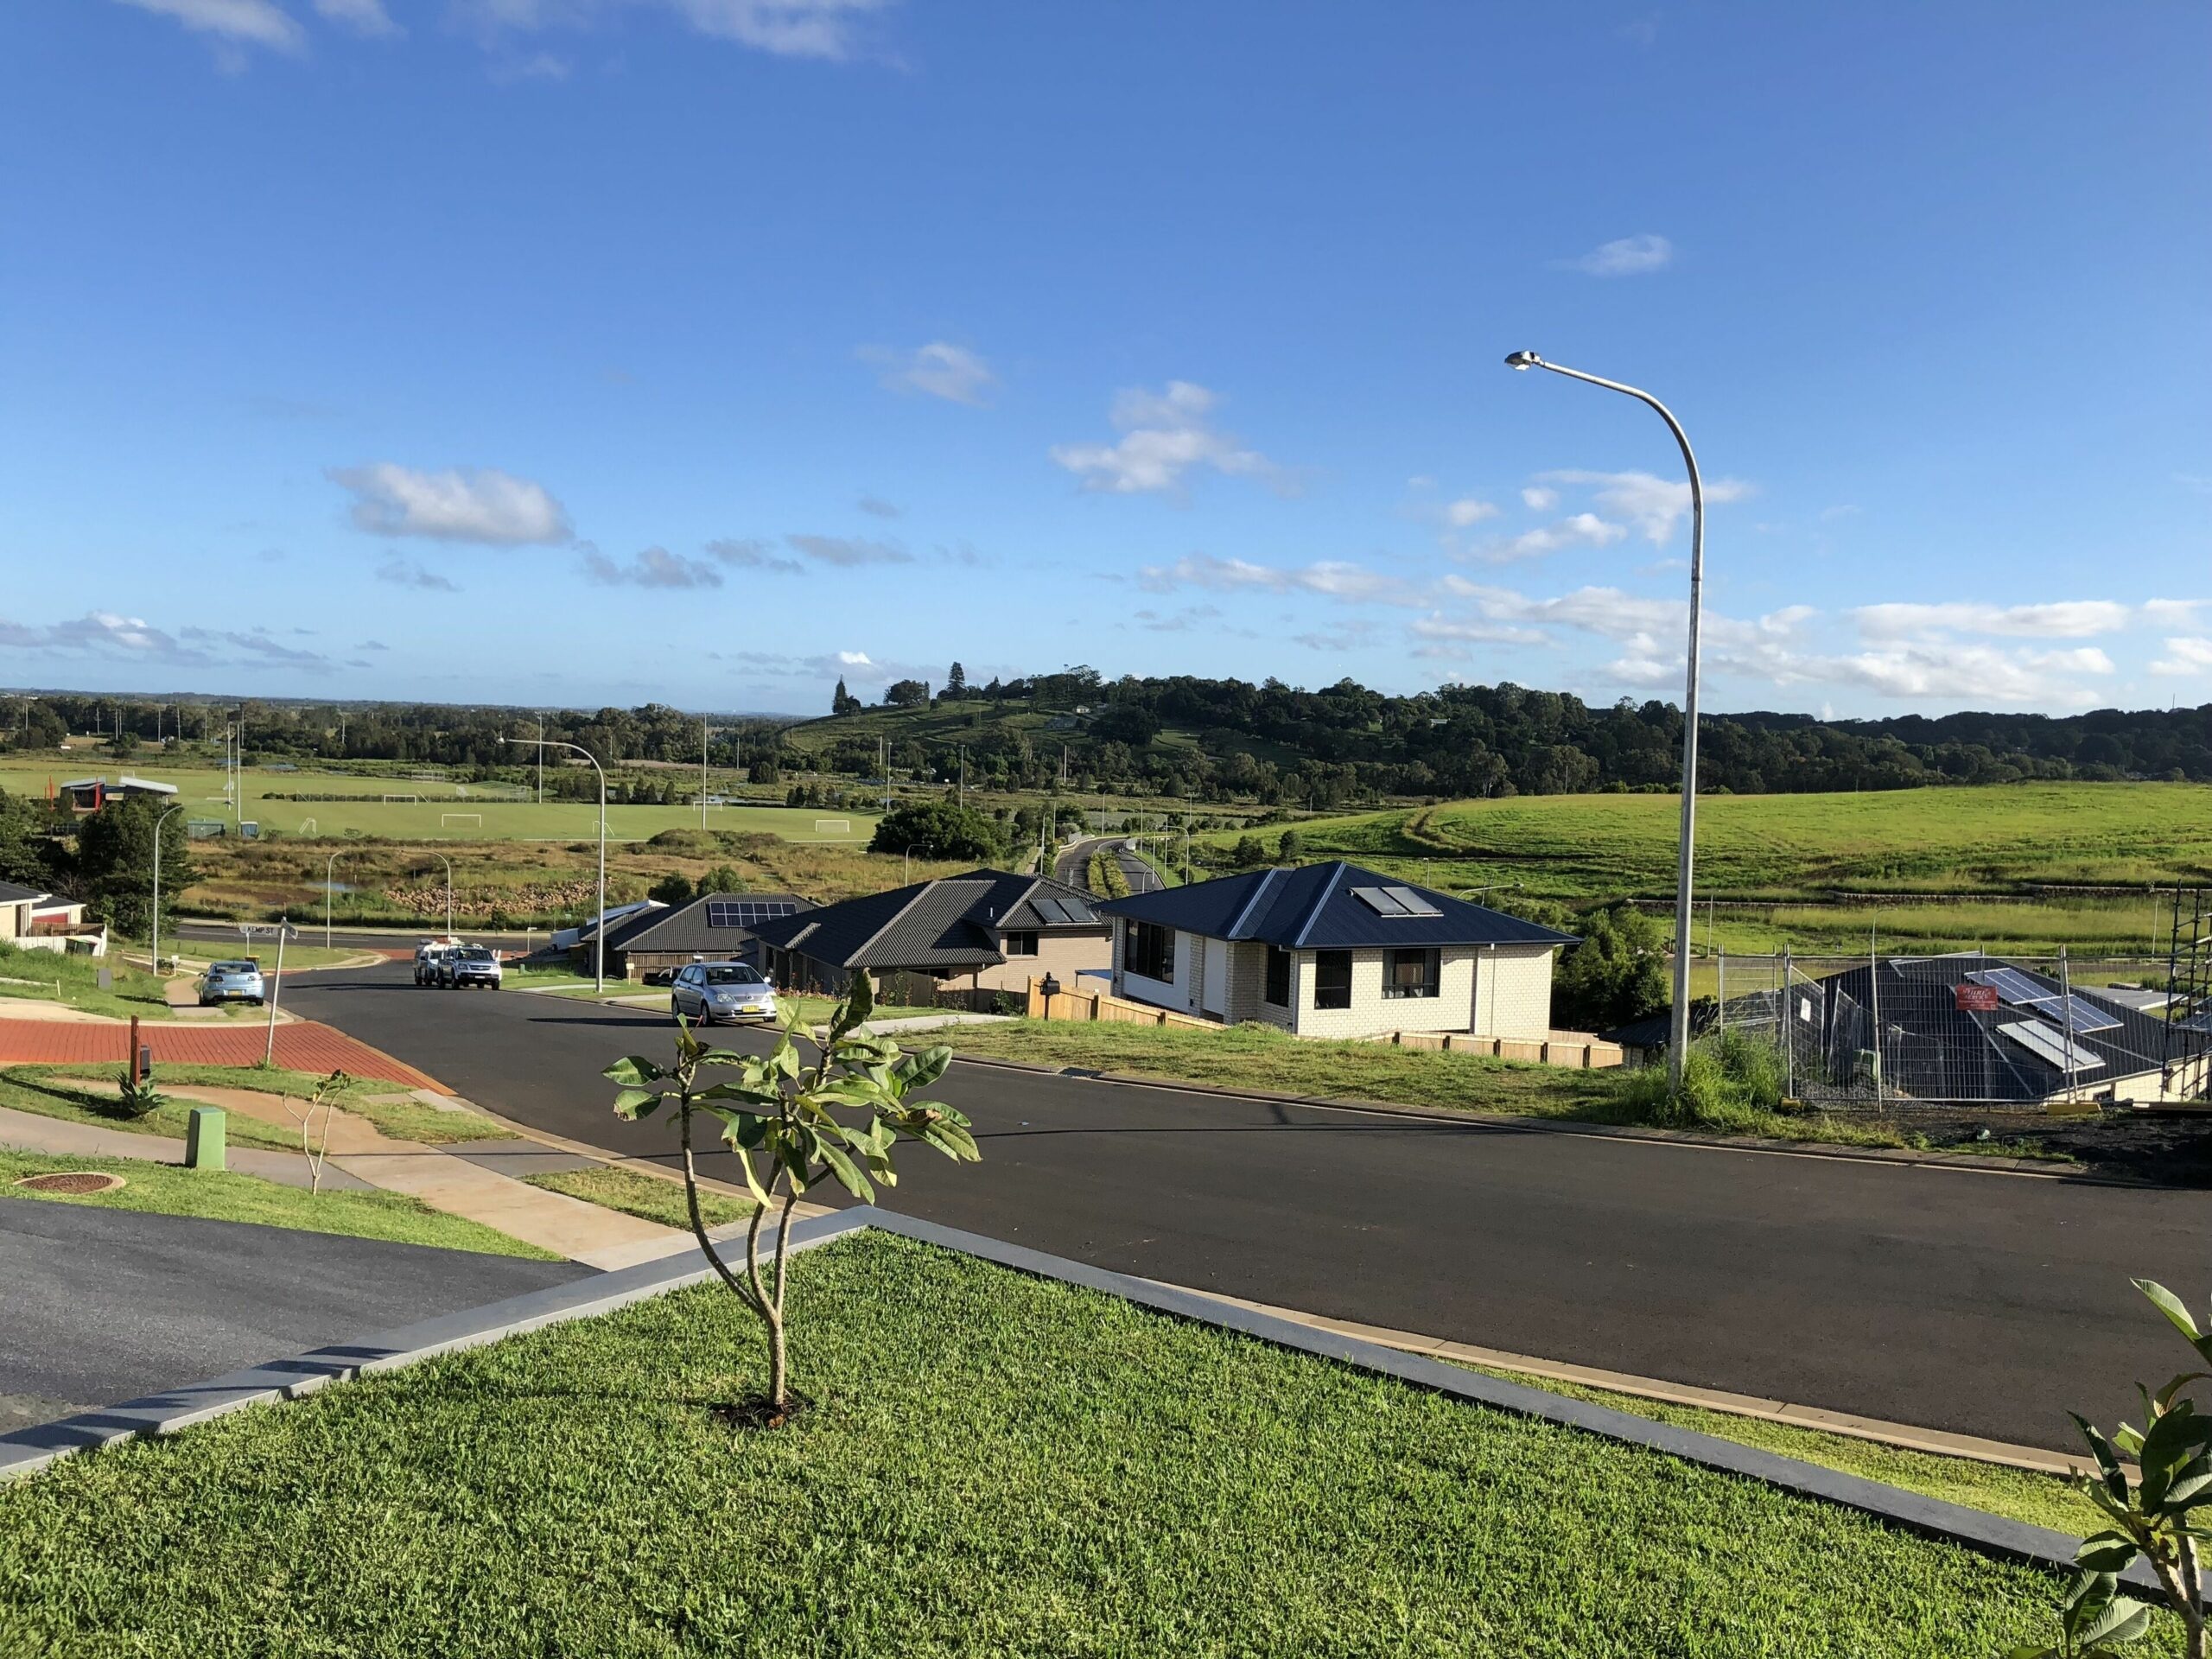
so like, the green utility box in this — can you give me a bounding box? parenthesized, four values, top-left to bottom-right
(185, 1107, 226, 1172)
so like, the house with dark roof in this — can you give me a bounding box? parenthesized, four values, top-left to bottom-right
(1098, 861, 1578, 1039)
(588, 892, 814, 982)
(748, 870, 1109, 1002)
(1611, 955, 2209, 1107)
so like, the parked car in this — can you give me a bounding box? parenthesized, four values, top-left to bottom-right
(414, 940, 461, 986)
(671, 961, 779, 1026)
(442, 945, 504, 989)
(198, 958, 265, 1007)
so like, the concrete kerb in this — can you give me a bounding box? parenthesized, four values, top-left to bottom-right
(0, 1203, 2171, 1604)
(945, 1052, 2133, 1185)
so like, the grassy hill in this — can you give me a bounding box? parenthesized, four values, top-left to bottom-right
(1203, 782, 2212, 957)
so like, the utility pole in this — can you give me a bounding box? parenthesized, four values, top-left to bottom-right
(958, 744, 966, 804)
(537, 715, 545, 804)
(702, 711, 709, 830)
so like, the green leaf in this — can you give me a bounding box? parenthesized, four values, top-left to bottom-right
(602, 1055, 664, 1086)
(726, 1145, 772, 1207)
(2134, 1278, 2202, 1345)
(816, 1140, 874, 1202)
(895, 1046, 951, 1090)
(611, 1086, 662, 1120)
(2073, 1416, 2131, 1504)
(2075, 1596, 2152, 1649)
(2073, 1531, 2139, 1573)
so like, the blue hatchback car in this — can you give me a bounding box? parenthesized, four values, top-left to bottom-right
(198, 958, 266, 1007)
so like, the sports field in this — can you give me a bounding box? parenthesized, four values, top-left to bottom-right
(0, 763, 874, 845)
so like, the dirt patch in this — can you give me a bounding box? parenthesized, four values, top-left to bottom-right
(1842, 1107, 2212, 1185)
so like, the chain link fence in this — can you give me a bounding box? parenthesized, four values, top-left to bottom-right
(1681, 951, 2205, 1109)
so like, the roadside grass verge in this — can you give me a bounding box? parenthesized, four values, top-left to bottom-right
(938, 1020, 2073, 1160)
(0, 1065, 511, 1147)
(523, 1165, 753, 1230)
(0, 1147, 556, 1259)
(0, 941, 173, 1020)
(0, 1230, 2125, 1656)
(1452, 1358, 2102, 1536)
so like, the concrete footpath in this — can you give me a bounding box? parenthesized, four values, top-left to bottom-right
(0, 1085, 692, 1271)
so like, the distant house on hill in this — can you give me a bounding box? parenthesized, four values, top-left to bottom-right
(750, 870, 1109, 1005)
(1097, 861, 1577, 1039)
(55, 774, 178, 814)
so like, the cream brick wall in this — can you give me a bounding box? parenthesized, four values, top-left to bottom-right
(969, 930, 1109, 994)
(1472, 944, 1560, 1037)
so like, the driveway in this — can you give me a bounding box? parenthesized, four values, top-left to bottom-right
(0, 1199, 590, 1432)
(283, 961, 2208, 1452)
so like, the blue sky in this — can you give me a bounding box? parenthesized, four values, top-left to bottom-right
(3, 1, 2207, 717)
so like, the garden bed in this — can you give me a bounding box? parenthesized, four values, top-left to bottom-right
(0, 1230, 2146, 1655)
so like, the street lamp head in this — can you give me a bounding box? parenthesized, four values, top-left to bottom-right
(1503, 350, 1544, 371)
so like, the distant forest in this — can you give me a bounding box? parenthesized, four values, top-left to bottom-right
(7, 672, 2209, 808)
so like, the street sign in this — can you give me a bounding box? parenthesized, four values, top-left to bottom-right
(1956, 983, 2001, 1013)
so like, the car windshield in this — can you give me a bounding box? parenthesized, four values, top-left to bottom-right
(211, 961, 257, 974)
(703, 966, 765, 986)
(459, 950, 494, 962)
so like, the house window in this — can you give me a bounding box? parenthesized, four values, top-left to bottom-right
(1313, 950, 1352, 1010)
(1383, 947, 1440, 1000)
(1127, 919, 1175, 983)
(1003, 931, 1039, 957)
(1264, 946, 1291, 1007)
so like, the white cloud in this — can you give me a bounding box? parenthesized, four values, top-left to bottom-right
(1471, 512, 1630, 564)
(459, 0, 888, 60)
(1520, 486, 1558, 511)
(1052, 381, 1284, 498)
(115, 0, 305, 50)
(582, 545, 723, 588)
(2151, 638, 2212, 677)
(313, 0, 399, 35)
(1446, 497, 1499, 527)
(2144, 598, 2205, 626)
(330, 462, 572, 545)
(1138, 553, 1420, 607)
(1571, 234, 1674, 276)
(786, 533, 909, 566)
(708, 537, 802, 574)
(0, 610, 333, 671)
(1540, 469, 1754, 543)
(860, 341, 996, 405)
(1409, 614, 1548, 647)
(374, 556, 461, 592)
(1854, 601, 2132, 640)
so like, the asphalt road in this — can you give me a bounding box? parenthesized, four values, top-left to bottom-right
(0, 1200, 588, 1433)
(286, 960, 2209, 1452)
(1057, 836, 1162, 896)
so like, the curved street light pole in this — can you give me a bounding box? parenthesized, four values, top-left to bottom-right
(1506, 351, 1705, 1089)
(149, 803, 184, 972)
(429, 852, 454, 938)
(502, 735, 607, 992)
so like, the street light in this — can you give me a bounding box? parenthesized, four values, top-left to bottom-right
(427, 851, 454, 938)
(502, 734, 607, 992)
(1506, 349, 1706, 1089)
(324, 850, 349, 952)
(149, 803, 184, 971)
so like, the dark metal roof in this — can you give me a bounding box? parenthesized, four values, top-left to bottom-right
(748, 868, 1103, 972)
(1099, 862, 1578, 950)
(601, 893, 814, 957)
(0, 881, 44, 905)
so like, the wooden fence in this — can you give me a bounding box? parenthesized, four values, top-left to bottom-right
(1024, 980, 1218, 1031)
(1365, 1029, 1625, 1069)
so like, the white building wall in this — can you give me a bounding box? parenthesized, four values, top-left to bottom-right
(1474, 944, 1560, 1036)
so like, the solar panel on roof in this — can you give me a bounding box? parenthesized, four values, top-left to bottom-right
(2173, 1009, 2212, 1033)
(1997, 1020, 2105, 1072)
(1351, 887, 1410, 916)
(1034, 897, 1072, 925)
(1967, 967, 2054, 1007)
(2021, 993, 2120, 1033)
(705, 899, 795, 928)
(1382, 885, 1442, 918)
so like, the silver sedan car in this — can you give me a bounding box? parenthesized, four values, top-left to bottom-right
(671, 961, 779, 1026)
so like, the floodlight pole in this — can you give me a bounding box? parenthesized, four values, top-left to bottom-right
(149, 804, 183, 971)
(504, 735, 607, 992)
(324, 850, 347, 952)
(429, 852, 454, 937)
(1506, 350, 1705, 1090)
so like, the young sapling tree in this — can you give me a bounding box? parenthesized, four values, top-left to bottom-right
(602, 969, 976, 1419)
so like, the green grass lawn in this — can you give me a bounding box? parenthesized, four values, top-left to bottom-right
(1, 1065, 512, 1147)
(0, 1230, 2139, 1656)
(938, 1020, 2056, 1160)
(0, 1147, 555, 1258)
(524, 1164, 753, 1230)
(0, 941, 178, 1020)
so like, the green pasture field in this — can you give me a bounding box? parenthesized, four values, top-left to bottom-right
(1230, 783, 2212, 899)
(0, 762, 875, 845)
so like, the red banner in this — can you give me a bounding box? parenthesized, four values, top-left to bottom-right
(1955, 984, 2000, 1012)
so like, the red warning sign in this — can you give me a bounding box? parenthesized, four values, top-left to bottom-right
(1955, 984, 2000, 1013)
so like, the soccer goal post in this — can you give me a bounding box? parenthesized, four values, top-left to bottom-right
(298, 817, 317, 835)
(440, 813, 483, 829)
(813, 817, 853, 836)
(382, 793, 423, 804)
